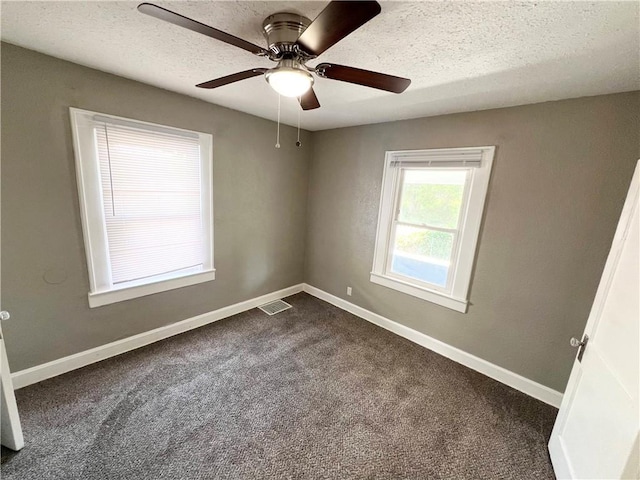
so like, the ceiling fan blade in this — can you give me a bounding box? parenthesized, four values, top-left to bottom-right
(299, 88, 321, 110)
(138, 3, 269, 57)
(295, 1, 381, 56)
(316, 63, 411, 94)
(196, 69, 268, 89)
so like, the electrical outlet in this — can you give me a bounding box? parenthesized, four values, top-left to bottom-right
(346, 286, 352, 296)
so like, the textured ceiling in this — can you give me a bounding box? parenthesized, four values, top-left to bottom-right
(1, 1, 638, 131)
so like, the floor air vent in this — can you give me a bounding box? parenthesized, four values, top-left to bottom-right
(258, 299, 292, 316)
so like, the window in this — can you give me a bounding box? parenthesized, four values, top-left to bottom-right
(371, 147, 495, 312)
(70, 108, 214, 307)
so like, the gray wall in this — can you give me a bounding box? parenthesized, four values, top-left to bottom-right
(3, 43, 639, 394)
(305, 92, 640, 392)
(1, 44, 311, 371)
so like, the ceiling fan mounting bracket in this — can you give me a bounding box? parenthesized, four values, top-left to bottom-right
(315, 64, 328, 78)
(262, 12, 312, 61)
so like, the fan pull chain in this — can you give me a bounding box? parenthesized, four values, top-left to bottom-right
(296, 100, 302, 147)
(275, 94, 281, 149)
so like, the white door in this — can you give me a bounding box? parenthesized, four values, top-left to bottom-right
(1, 320, 24, 451)
(549, 161, 640, 479)
(0, 162, 24, 451)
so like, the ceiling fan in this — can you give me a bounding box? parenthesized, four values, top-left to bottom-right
(137, 1, 411, 110)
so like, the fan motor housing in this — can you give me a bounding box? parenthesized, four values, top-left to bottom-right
(262, 12, 311, 57)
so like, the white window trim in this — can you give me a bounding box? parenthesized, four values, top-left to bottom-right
(69, 108, 215, 308)
(370, 146, 495, 313)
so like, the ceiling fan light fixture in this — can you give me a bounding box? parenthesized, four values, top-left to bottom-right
(141, 1, 411, 111)
(266, 63, 314, 98)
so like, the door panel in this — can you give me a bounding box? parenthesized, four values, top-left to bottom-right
(1, 329, 24, 451)
(1, 160, 25, 450)
(594, 212, 639, 396)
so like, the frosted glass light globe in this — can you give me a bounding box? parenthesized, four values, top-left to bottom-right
(266, 67, 313, 97)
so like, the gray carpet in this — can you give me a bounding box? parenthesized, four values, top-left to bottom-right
(1, 293, 557, 479)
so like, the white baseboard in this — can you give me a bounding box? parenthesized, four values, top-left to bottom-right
(12, 282, 563, 408)
(11, 284, 304, 389)
(302, 284, 563, 408)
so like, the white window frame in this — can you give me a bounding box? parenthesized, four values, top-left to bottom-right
(370, 147, 495, 313)
(70, 108, 215, 308)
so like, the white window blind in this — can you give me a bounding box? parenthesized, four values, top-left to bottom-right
(70, 107, 214, 308)
(95, 123, 204, 284)
(389, 149, 484, 168)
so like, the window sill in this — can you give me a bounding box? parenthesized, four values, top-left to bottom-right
(88, 269, 216, 308)
(369, 272, 468, 313)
